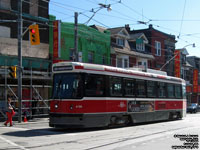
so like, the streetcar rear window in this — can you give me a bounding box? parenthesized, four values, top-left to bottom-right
(167, 83, 175, 98)
(175, 85, 182, 98)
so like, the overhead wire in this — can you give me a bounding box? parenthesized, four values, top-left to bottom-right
(178, 0, 187, 39)
(7, 0, 199, 56)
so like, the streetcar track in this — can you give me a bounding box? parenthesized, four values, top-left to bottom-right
(22, 125, 197, 150)
(83, 126, 198, 150)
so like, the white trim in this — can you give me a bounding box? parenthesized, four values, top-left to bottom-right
(57, 97, 186, 102)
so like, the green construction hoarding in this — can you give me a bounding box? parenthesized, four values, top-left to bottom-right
(49, 15, 111, 65)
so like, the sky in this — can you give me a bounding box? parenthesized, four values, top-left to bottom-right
(49, 0, 200, 57)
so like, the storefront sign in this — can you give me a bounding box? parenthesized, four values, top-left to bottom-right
(193, 69, 198, 93)
(53, 20, 61, 58)
(186, 86, 192, 93)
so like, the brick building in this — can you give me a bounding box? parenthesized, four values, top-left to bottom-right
(129, 24, 176, 76)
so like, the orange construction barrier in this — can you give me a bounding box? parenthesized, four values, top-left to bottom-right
(24, 116, 28, 122)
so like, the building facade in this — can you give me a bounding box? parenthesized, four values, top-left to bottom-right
(187, 56, 200, 104)
(108, 26, 154, 69)
(49, 20, 111, 65)
(0, 0, 51, 119)
(129, 24, 176, 76)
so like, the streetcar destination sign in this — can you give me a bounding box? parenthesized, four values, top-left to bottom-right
(53, 65, 73, 71)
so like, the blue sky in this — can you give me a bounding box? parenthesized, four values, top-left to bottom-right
(49, 0, 200, 57)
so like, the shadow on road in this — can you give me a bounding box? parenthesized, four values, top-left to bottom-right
(2, 127, 108, 137)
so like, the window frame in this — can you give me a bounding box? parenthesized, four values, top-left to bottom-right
(167, 83, 175, 98)
(175, 84, 182, 99)
(116, 37, 125, 47)
(155, 41, 161, 56)
(147, 81, 157, 98)
(84, 74, 106, 97)
(109, 76, 123, 97)
(124, 78, 136, 97)
(158, 82, 166, 98)
(136, 79, 147, 98)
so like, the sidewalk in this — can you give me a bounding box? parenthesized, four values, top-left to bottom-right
(1, 117, 49, 127)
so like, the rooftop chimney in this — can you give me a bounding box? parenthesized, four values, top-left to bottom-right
(149, 24, 153, 29)
(125, 24, 130, 32)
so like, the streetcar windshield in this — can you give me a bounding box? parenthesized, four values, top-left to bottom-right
(52, 73, 83, 99)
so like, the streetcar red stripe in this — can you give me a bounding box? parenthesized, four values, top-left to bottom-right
(50, 99, 184, 113)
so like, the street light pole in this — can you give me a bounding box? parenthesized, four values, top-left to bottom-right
(17, 0, 22, 123)
(74, 12, 78, 62)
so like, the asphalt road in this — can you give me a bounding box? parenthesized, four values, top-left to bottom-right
(0, 113, 199, 150)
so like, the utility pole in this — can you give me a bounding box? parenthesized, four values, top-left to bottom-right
(74, 12, 78, 62)
(17, 0, 22, 123)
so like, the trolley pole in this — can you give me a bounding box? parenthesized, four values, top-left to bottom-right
(17, 0, 22, 123)
(74, 12, 78, 62)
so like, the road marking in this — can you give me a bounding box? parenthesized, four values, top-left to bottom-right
(0, 135, 30, 150)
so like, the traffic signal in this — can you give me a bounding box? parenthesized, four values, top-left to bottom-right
(9, 66, 17, 79)
(29, 24, 40, 45)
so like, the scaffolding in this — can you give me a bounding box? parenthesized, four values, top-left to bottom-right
(0, 67, 52, 121)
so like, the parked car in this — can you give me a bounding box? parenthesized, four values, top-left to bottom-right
(187, 103, 198, 113)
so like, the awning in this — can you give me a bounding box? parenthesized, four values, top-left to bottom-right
(0, 55, 51, 70)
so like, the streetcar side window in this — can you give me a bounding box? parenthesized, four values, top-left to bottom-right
(136, 79, 146, 98)
(124, 79, 135, 97)
(147, 81, 157, 98)
(158, 82, 166, 98)
(167, 83, 175, 98)
(182, 85, 186, 99)
(110, 77, 123, 96)
(85, 74, 105, 97)
(175, 84, 182, 98)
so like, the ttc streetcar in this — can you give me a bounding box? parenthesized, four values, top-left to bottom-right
(49, 62, 186, 128)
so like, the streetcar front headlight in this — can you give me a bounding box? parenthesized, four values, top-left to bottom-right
(70, 105, 73, 110)
(55, 104, 58, 109)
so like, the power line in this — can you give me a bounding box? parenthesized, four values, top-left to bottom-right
(178, 0, 187, 39)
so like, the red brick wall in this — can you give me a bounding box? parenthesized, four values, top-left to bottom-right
(111, 54, 116, 67)
(129, 56, 136, 67)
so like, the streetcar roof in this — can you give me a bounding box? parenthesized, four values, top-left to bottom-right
(52, 62, 185, 84)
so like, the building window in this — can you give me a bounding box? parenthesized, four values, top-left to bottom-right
(0, 0, 11, 10)
(102, 55, 106, 64)
(88, 52, 94, 63)
(124, 59, 128, 68)
(117, 57, 123, 68)
(136, 39, 145, 51)
(116, 38, 125, 47)
(155, 41, 161, 56)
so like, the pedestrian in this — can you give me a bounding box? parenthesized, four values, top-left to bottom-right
(4, 97, 15, 127)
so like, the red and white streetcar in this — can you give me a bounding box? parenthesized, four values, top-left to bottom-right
(49, 62, 186, 128)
